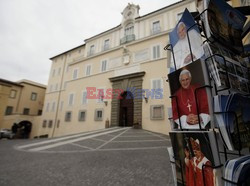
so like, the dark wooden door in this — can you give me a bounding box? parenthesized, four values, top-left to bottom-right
(119, 91, 134, 126)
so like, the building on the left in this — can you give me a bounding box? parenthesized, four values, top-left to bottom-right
(0, 78, 46, 138)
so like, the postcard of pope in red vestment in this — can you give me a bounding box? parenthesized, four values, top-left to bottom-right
(168, 59, 213, 130)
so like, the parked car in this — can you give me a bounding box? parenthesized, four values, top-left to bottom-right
(0, 129, 15, 139)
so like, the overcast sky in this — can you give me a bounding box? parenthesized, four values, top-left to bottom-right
(0, 0, 179, 85)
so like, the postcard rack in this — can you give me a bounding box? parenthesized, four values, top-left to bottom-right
(166, 4, 250, 186)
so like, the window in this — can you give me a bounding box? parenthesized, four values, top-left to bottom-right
(152, 21, 161, 34)
(73, 68, 78, 80)
(82, 91, 87, 105)
(48, 120, 53, 128)
(68, 93, 74, 106)
(55, 84, 58, 91)
(66, 64, 70, 72)
(49, 84, 53, 92)
(42, 120, 47, 128)
(57, 120, 60, 128)
(65, 111, 72, 122)
(177, 12, 183, 21)
(5, 106, 13, 115)
(78, 110, 86, 121)
(152, 79, 162, 90)
(38, 110, 42, 115)
(89, 45, 95, 55)
(95, 109, 103, 121)
(60, 101, 64, 111)
(103, 39, 110, 51)
(101, 60, 107, 72)
(97, 89, 104, 103)
(125, 23, 134, 36)
(46, 103, 50, 112)
(152, 45, 160, 59)
(31, 92, 37, 101)
(86, 65, 91, 76)
(23, 108, 30, 115)
(51, 102, 56, 112)
(58, 68, 61, 76)
(9, 90, 17, 98)
(150, 105, 164, 120)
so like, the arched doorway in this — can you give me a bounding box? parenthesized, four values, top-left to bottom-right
(17, 120, 32, 139)
(119, 91, 134, 127)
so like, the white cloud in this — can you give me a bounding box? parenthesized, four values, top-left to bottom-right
(0, 0, 178, 85)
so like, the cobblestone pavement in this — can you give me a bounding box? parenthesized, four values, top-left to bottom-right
(0, 127, 174, 186)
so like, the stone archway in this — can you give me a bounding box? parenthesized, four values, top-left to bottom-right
(17, 120, 32, 139)
(109, 72, 145, 127)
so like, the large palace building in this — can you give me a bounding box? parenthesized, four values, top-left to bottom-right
(36, 0, 248, 138)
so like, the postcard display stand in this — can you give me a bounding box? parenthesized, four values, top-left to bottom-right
(166, 2, 250, 186)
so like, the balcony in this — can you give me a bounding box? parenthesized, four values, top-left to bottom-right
(120, 34, 135, 45)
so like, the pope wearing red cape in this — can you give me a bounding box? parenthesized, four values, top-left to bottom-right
(184, 138, 214, 186)
(172, 69, 210, 129)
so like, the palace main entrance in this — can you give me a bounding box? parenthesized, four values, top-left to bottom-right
(109, 72, 145, 127)
(119, 91, 134, 127)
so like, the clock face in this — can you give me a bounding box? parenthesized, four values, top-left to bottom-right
(127, 11, 132, 17)
(126, 10, 134, 18)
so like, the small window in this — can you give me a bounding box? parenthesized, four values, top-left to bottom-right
(42, 120, 47, 128)
(51, 102, 56, 112)
(73, 68, 78, 80)
(60, 101, 64, 111)
(46, 102, 50, 112)
(31, 92, 37, 101)
(177, 12, 183, 21)
(97, 89, 104, 103)
(150, 105, 164, 120)
(5, 106, 13, 115)
(86, 65, 91, 76)
(89, 45, 95, 55)
(101, 60, 107, 72)
(55, 84, 58, 91)
(95, 109, 103, 121)
(151, 79, 162, 90)
(68, 93, 74, 106)
(57, 120, 60, 128)
(79, 110, 86, 121)
(152, 45, 160, 59)
(23, 108, 30, 115)
(65, 111, 72, 122)
(9, 90, 17, 98)
(38, 110, 42, 115)
(48, 120, 53, 128)
(152, 21, 161, 34)
(58, 68, 61, 76)
(103, 39, 110, 51)
(49, 85, 53, 92)
(82, 91, 87, 105)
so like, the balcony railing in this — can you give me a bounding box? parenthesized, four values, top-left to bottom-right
(120, 34, 135, 45)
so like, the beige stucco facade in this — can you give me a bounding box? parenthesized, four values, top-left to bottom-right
(0, 79, 46, 137)
(37, 0, 197, 138)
